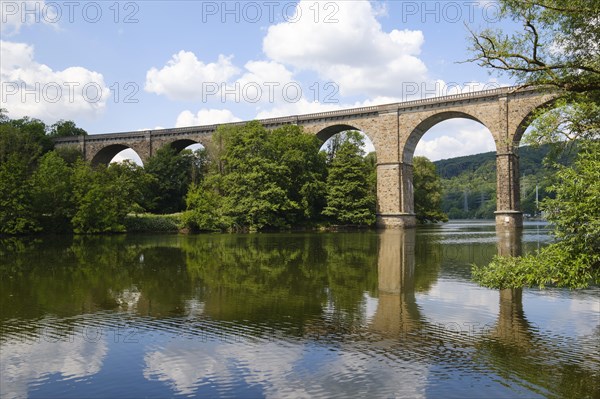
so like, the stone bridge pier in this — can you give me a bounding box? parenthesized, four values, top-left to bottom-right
(54, 86, 557, 229)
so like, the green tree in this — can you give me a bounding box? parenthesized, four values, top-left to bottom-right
(54, 146, 84, 165)
(270, 125, 327, 223)
(323, 131, 347, 163)
(183, 175, 226, 231)
(184, 122, 327, 231)
(468, 0, 600, 288)
(71, 160, 152, 233)
(0, 113, 50, 235)
(220, 121, 297, 230)
(0, 155, 38, 235)
(4, 116, 53, 155)
(322, 131, 376, 226)
(144, 146, 207, 213)
(365, 151, 377, 211)
(413, 156, 448, 223)
(473, 141, 600, 288)
(467, 0, 599, 148)
(30, 151, 74, 232)
(467, 0, 598, 93)
(1, 117, 47, 168)
(48, 120, 87, 138)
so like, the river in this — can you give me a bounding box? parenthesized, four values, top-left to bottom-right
(1, 221, 598, 398)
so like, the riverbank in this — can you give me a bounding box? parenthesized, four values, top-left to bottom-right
(123, 213, 376, 234)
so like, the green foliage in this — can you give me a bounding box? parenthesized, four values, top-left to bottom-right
(0, 116, 52, 235)
(468, 0, 599, 289)
(271, 125, 328, 223)
(30, 151, 74, 232)
(183, 177, 227, 231)
(48, 120, 87, 138)
(53, 146, 84, 165)
(4, 116, 53, 155)
(322, 131, 376, 226)
(467, 0, 599, 93)
(473, 141, 600, 288)
(71, 161, 119, 233)
(467, 0, 599, 150)
(71, 160, 152, 233)
(185, 122, 328, 231)
(1, 118, 46, 168)
(124, 213, 183, 232)
(0, 155, 39, 235)
(435, 144, 574, 219)
(413, 156, 448, 223)
(0, 111, 182, 234)
(219, 122, 297, 229)
(144, 146, 207, 213)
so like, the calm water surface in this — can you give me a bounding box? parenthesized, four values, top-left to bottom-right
(1, 222, 598, 398)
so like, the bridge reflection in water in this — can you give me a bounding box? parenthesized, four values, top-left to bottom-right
(0, 225, 598, 398)
(370, 227, 533, 349)
(371, 229, 421, 336)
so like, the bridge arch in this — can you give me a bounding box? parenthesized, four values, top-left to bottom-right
(52, 86, 555, 229)
(394, 111, 498, 225)
(315, 124, 366, 142)
(512, 97, 562, 146)
(402, 111, 492, 164)
(151, 136, 212, 156)
(315, 123, 377, 156)
(170, 139, 202, 153)
(90, 144, 145, 167)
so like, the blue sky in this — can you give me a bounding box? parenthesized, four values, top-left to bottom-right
(1, 0, 515, 160)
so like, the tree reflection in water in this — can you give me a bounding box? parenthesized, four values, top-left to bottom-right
(0, 228, 597, 399)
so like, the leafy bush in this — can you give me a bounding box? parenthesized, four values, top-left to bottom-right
(124, 213, 183, 232)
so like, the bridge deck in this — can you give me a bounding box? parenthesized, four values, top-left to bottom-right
(54, 85, 540, 144)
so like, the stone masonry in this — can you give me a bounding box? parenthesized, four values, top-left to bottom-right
(54, 86, 557, 229)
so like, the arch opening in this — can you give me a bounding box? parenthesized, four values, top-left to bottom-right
(91, 144, 144, 167)
(170, 139, 205, 154)
(317, 124, 378, 225)
(513, 98, 569, 219)
(513, 97, 564, 146)
(411, 115, 497, 221)
(403, 111, 488, 164)
(317, 124, 376, 158)
(316, 124, 376, 150)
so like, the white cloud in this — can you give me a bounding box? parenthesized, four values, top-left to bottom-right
(1, 319, 107, 399)
(417, 280, 499, 328)
(175, 108, 241, 127)
(415, 119, 496, 161)
(145, 52, 302, 105)
(0, 40, 109, 123)
(237, 60, 294, 90)
(235, 60, 298, 104)
(254, 98, 341, 119)
(145, 51, 240, 101)
(262, 0, 427, 97)
(0, 1, 56, 35)
(143, 335, 428, 398)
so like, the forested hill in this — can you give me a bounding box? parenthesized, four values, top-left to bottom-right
(433, 144, 575, 219)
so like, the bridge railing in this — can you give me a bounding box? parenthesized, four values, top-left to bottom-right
(54, 85, 543, 143)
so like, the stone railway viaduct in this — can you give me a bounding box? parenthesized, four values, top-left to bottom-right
(54, 86, 557, 229)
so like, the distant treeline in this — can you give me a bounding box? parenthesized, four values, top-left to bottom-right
(434, 144, 576, 219)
